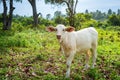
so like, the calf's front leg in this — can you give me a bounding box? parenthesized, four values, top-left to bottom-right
(65, 52, 75, 78)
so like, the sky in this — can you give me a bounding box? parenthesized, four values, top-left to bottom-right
(0, 0, 120, 18)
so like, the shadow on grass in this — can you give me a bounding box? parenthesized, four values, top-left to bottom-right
(0, 29, 15, 37)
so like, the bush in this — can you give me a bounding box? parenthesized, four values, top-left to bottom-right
(38, 17, 55, 26)
(108, 14, 120, 26)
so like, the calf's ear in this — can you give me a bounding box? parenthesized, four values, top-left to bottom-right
(65, 27, 75, 32)
(46, 26, 55, 32)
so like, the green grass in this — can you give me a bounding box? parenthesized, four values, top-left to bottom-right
(0, 26, 120, 80)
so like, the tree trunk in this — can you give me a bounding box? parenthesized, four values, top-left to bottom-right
(2, 0, 15, 30)
(69, 9, 75, 27)
(28, 0, 39, 27)
(2, 0, 7, 30)
(64, 0, 78, 27)
(7, 0, 15, 29)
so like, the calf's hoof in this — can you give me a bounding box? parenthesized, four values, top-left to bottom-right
(65, 72, 70, 78)
(84, 64, 90, 70)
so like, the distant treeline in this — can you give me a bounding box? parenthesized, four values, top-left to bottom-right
(0, 9, 120, 30)
(88, 9, 120, 21)
(12, 9, 120, 21)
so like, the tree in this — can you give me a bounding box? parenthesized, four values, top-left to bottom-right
(2, 0, 15, 30)
(90, 10, 107, 21)
(46, 14, 51, 20)
(54, 11, 62, 18)
(2, 0, 7, 30)
(28, 0, 40, 27)
(1, 0, 22, 30)
(45, 0, 78, 27)
(53, 11, 68, 25)
(85, 9, 89, 14)
(108, 9, 112, 15)
(117, 9, 120, 15)
(0, 14, 2, 22)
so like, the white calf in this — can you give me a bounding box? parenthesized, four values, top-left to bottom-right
(46, 24, 98, 78)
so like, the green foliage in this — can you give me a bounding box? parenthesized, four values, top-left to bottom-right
(13, 16, 33, 26)
(0, 30, 37, 48)
(108, 14, 120, 26)
(94, 21, 110, 29)
(54, 16, 68, 25)
(74, 13, 95, 28)
(39, 17, 55, 26)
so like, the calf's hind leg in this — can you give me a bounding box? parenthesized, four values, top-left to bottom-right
(92, 43, 97, 68)
(84, 49, 91, 69)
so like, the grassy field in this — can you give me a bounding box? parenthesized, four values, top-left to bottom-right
(0, 26, 120, 80)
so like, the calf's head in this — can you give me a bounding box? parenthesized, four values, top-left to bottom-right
(46, 24, 75, 40)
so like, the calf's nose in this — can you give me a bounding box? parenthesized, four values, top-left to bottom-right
(56, 35, 61, 40)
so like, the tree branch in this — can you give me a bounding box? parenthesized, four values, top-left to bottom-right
(37, 13, 41, 17)
(63, 0, 72, 13)
(74, 0, 78, 14)
(28, 0, 32, 5)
